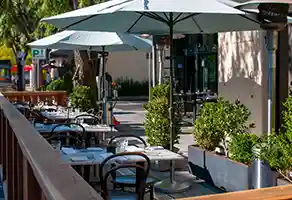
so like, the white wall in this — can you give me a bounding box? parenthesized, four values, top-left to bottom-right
(106, 51, 149, 81)
(218, 31, 268, 135)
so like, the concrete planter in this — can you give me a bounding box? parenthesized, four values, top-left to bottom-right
(188, 145, 252, 192)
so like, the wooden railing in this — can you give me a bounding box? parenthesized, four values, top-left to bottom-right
(178, 184, 292, 200)
(2, 91, 67, 106)
(0, 93, 103, 200)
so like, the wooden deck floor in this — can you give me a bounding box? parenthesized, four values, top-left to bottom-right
(151, 166, 224, 200)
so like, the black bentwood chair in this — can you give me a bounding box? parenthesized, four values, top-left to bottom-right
(107, 135, 156, 200)
(100, 152, 151, 200)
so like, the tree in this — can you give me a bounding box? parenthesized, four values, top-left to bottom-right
(0, 0, 101, 106)
(71, 0, 102, 109)
(0, 45, 16, 64)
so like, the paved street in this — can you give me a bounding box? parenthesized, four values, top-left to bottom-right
(114, 101, 194, 157)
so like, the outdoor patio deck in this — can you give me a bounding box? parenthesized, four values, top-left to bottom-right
(0, 91, 292, 200)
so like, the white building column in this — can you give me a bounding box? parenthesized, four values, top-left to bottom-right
(218, 31, 268, 135)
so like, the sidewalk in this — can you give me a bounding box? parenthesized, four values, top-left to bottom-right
(113, 102, 194, 157)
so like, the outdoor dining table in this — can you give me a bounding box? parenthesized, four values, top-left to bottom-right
(60, 146, 185, 184)
(34, 123, 117, 145)
(40, 110, 89, 121)
(34, 123, 116, 133)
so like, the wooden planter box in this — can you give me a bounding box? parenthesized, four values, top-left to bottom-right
(188, 145, 253, 192)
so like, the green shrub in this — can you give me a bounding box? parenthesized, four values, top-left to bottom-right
(46, 76, 73, 93)
(229, 133, 259, 165)
(259, 133, 292, 172)
(144, 96, 181, 149)
(282, 96, 292, 143)
(70, 85, 91, 112)
(46, 79, 65, 91)
(194, 98, 250, 152)
(115, 77, 148, 96)
(150, 83, 169, 99)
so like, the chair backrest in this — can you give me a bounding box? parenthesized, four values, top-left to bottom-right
(108, 134, 147, 148)
(33, 109, 55, 124)
(48, 123, 87, 147)
(101, 164, 148, 200)
(74, 114, 101, 125)
(100, 152, 150, 200)
(87, 109, 103, 120)
(46, 134, 83, 149)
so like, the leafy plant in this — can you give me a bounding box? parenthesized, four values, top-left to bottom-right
(282, 96, 292, 143)
(257, 133, 292, 182)
(144, 96, 181, 149)
(70, 85, 91, 112)
(143, 83, 170, 110)
(229, 133, 259, 165)
(46, 79, 65, 91)
(194, 98, 250, 153)
(115, 77, 149, 96)
(150, 83, 170, 99)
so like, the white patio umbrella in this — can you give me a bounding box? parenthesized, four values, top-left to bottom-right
(28, 30, 152, 52)
(42, 0, 263, 193)
(28, 30, 152, 123)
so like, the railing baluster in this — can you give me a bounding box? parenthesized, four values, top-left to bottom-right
(0, 110, 3, 167)
(6, 124, 15, 200)
(0, 92, 103, 200)
(23, 159, 41, 200)
(16, 143, 23, 200)
(3, 118, 7, 181)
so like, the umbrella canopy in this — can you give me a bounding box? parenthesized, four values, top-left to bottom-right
(237, 0, 292, 11)
(42, 0, 261, 34)
(28, 30, 152, 52)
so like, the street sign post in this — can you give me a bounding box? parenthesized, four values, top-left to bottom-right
(32, 49, 46, 60)
(31, 48, 46, 89)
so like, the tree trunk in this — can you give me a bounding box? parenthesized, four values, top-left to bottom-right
(73, 50, 98, 108)
(70, 0, 98, 109)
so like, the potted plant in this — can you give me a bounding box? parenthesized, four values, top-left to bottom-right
(276, 95, 292, 183)
(144, 96, 181, 149)
(188, 98, 253, 191)
(70, 85, 91, 112)
(144, 84, 184, 171)
(259, 132, 292, 184)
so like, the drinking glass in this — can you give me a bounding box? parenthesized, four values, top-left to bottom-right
(51, 140, 61, 151)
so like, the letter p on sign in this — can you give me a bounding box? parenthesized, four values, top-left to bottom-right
(32, 49, 46, 60)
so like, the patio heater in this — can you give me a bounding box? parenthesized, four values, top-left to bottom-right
(237, 0, 290, 134)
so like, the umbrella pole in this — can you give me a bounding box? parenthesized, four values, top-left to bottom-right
(101, 46, 107, 124)
(154, 12, 191, 194)
(266, 30, 278, 135)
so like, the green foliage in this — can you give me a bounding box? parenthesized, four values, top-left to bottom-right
(70, 85, 91, 112)
(115, 77, 149, 96)
(46, 79, 65, 91)
(144, 96, 181, 149)
(0, 0, 76, 54)
(259, 133, 292, 172)
(229, 133, 259, 165)
(282, 96, 292, 143)
(0, 45, 16, 64)
(46, 77, 72, 93)
(193, 98, 250, 151)
(150, 83, 170, 99)
(255, 96, 292, 173)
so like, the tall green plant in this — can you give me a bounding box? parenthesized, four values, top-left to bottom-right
(70, 85, 91, 112)
(150, 83, 170, 99)
(144, 96, 181, 149)
(282, 96, 292, 142)
(46, 78, 73, 93)
(194, 98, 250, 154)
(229, 133, 259, 165)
